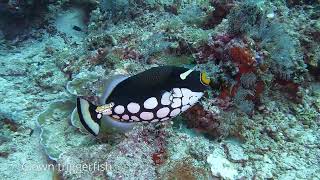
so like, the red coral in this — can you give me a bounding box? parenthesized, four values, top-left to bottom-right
(230, 82, 240, 97)
(122, 47, 143, 60)
(196, 35, 268, 113)
(152, 140, 167, 166)
(219, 83, 239, 99)
(196, 34, 234, 64)
(254, 81, 265, 97)
(245, 81, 264, 103)
(230, 47, 255, 66)
(152, 149, 167, 165)
(183, 104, 222, 138)
(275, 79, 300, 100)
(229, 46, 257, 76)
(88, 47, 109, 64)
(210, 96, 233, 110)
(140, 128, 168, 166)
(219, 86, 230, 99)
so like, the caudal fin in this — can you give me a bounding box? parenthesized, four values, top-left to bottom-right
(76, 97, 101, 136)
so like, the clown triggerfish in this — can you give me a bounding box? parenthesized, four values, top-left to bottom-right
(76, 66, 211, 136)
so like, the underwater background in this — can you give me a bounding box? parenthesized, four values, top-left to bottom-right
(0, 0, 319, 179)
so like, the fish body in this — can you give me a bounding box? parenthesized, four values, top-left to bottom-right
(76, 66, 211, 136)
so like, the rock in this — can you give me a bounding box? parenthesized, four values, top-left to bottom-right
(104, 126, 157, 179)
(66, 67, 106, 96)
(57, 144, 112, 179)
(207, 147, 238, 179)
(207, 154, 238, 179)
(225, 140, 248, 162)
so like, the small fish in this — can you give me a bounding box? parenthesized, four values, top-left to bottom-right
(75, 66, 212, 136)
(72, 25, 82, 32)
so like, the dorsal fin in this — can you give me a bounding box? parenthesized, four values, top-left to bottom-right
(106, 66, 192, 101)
(100, 74, 128, 104)
(115, 66, 183, 90)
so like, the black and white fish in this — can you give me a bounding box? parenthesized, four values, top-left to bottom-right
(75, 66, 212, 136)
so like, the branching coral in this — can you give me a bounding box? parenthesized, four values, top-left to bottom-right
(196, 35, 264, 114)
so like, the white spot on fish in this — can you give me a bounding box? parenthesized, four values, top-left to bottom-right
(151, 119, 159, 123)
(114, 105, 125, 114)
(182, 96, 189, 106)
(181, 88, 192, 97)
(161, 92, 171, 105)
(97, 113, 102, 119)
(171, 98, 181, 108)
(181, 88, 193, 105)
(170, 108, 181, 117)
(122, 114, 129, 120)
(112, 115, 120, 119)
(181, 105, 191, 112)
(156, 107, 170, 118)
(127, 102, 140, 113)
(131, 116, 140, 121)
(189, 92, 203, 105)
(144, 97, 158, 109)
(160, 117, 170, 121)
(169, 94, 173, 101)
(140, 112, 154, 120)
(172, 88, 182, 97)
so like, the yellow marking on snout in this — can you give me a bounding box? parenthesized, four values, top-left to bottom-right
(96, 102, 115, 113)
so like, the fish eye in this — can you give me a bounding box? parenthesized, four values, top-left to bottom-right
(200, 72, 211, 86)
